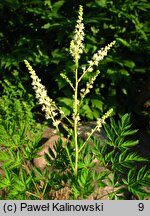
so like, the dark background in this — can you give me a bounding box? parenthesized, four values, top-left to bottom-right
(0, 0, 149, 136)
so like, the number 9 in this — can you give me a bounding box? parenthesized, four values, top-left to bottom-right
(138, 203, 144, 211)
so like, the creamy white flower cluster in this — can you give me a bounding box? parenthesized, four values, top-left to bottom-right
(78, 41, 116, 83)
(24, 60, 59, 122)
(96, 108, 113, 131)
(60, 73, 74, 91)
(88, 41, 116, 69)
(70, 5, 84, 62)
(80, 70, 100, 100)
(79, 108, 113, 152)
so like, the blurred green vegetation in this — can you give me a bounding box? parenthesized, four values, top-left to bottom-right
(0, 0, 150, 123)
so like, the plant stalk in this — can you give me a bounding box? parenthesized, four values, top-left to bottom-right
(74, 64, 79, 175)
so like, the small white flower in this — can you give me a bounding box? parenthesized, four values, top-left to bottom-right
(87, 67, 93, 72)
(77, 99, 80, 105)
(53, 120, 61, 127)
(80, 88, 85, 92)
(59, 108, 65, 115)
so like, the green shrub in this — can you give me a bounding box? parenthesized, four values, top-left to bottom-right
(0, 71, 45, 199)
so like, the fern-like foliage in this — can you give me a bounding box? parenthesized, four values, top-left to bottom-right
(93, 113, 150, 199)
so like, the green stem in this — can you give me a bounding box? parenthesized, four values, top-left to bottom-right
(79, 125, 98, 153)
(26, 191, 42, 200)
(78, 64, 93, 83)
(65, 145, 75, 173)
(42, 183, 48, 197)
(74, 66, 79, 175)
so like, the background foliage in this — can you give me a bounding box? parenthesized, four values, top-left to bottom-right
(0, 0, 149, 122)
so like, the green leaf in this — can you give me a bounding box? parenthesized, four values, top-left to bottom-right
(57, 97, 73, 109)
(119, 150, 127, 162)
(44, 153, 53, 166)
(97, 181, 107, 188)
(116, 38, 131, 48)
(115, 136, 124, 147)
(130, 186, 150, 199)
(115, 187, 126, 195)
(33, 166, 43, 177)
(119, 152, 147, 167)
(47, 147, 55, 159)
(105, 151, 114, 162)
(52, 1, 65, 13)
(0, 151, 10, 161)
(110, 118, 119, 136)
(122, 60, 135, 69)
(122, 178, 128, 185)
(80, 174, 86, 185)
(120, 69, 130, 77)
(3, 167, 11, 181)
(120, 129, 138, 136)
(77, 178, 84, 188)
(111, 151, 119, 164)
(104, 124, 115, 143)
(20, 169, 26, 183)
(97, 170, 110, 180)
(82, 104, 94, 120)
(137, 166, 147, 181)
(128, 168, 136, 184)
(121, 113, 131, 128)
(95, 0, 107, 7)
(91, 99, 103, 111)
(107, 177, 113, 187)
(121, 140, 139, 148)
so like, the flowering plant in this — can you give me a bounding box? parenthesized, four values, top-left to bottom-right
(0, 5, 149, 200)
(24, 5, 115, 176)
(23, 5, 150, 200)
